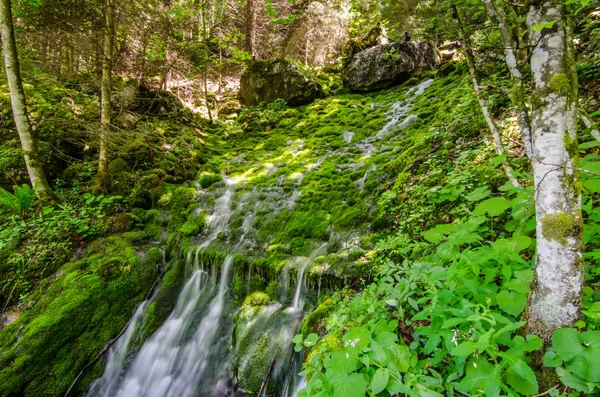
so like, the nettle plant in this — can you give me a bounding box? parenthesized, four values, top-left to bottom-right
(293, 182, 600, 396)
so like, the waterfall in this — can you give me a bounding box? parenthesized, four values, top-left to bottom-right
(289, 244, 326, 313)
(87, 301, 150, 397)
(87, 78, 436, 397)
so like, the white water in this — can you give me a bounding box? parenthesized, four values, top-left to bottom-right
(343, 130, 354, 143)
(376, 79, 433, 139)
(89, 78, 435, 397)
(87, 301, 150, 397)
(289, 244, 327, 313)
(356, 164, 377, 193)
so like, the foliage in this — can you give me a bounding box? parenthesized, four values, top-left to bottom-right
(294, 168, 600, 396)
(0, 193, 122, 306)
(0, 185, 35, 216)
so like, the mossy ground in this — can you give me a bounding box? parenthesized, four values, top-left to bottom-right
(0, 62, 513, 396)
(0, 235, 160, 396)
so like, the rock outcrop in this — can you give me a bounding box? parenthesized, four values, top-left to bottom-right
(342, 42, 439, 92)
(239, 59, 322, 106)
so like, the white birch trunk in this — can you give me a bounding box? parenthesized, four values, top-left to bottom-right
(526, 0, 583, 341)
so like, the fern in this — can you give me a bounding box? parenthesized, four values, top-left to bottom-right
(0, 185, 35, 215)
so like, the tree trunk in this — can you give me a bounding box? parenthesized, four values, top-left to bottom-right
(526, 0, 583, 342)
(96, 0, 115, 192)
(246, 0, 256, 58)
(482, 0, 534, 159)
(0, 0, 60, 205)
(200, 1, 213, 123)
(453, 5, 520, 187)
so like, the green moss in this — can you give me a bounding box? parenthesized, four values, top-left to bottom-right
(548, 73, 571, 95)
(541, 212, 579, 245)
(198, 173, 223, 189)
(177, 213, 205, 237)
(301, 297, 334, 336)
(0, 234, 160, 396)
(108, 158, 128, 175)
(141, 259, 186, 340)
(243, 292, 270, 307)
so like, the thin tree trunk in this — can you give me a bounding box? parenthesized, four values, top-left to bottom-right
(454, 6, 520, 187)
(526, 0, 583, 342)
(482, 0, 534, 159)
(0, 0, 59, 205)
(200, 1, 213, 123)
(246, 0, 256, 58)
(96, 0, 115, 192)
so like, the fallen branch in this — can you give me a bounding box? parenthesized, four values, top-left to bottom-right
(257, 359, 276, 397)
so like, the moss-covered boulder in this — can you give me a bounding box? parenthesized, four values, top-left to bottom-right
(239, 59, 323, 107)
(0, 235, 161, 396)
(234, 297, 296, 395)
(342, 42, 439, 91)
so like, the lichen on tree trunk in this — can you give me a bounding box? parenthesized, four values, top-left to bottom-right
(526, 0, 583, 342)
(0, 0, 60, 206)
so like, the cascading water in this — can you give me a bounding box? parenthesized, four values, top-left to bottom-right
(88, 78, 434, 397)
(289, 244, 327, 313)
(89, 184, 240, 397)
(87, 301, 151, 397)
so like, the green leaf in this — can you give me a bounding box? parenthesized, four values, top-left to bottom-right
(494, 321, 527, 338)
(558, 371, 594, 393)
(422, 229, 444, 244)
(543, 350, 563, 367)
(466, 187, 491, 202)
(371, 368, 389, 395)
(451, 341, 478, 357)
(329, 373, 368, 397)
(458, 358, 500, 397)
(553, 328, 584, 361)
(325, 351, 359, 376)
(562, 330, 600, 382)
(501, 353, 539, 395)
(473, 197, 511, 217)
(387, 344, 412, 372)
(304, 333, 319, 347)
(342, 327, 371, 352)
(496, 290, 527, 317)
(385, 299, 398, 307)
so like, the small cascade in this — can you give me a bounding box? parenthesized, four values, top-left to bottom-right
(280, 351, 306, 397)
(343, 130, 354, 143)
(87, 78, 436, 397)
(376, 79, 433, 139)
(289, 244, 327, 313)
(356, 164, 377, 193)
(87, 301, 150, 397)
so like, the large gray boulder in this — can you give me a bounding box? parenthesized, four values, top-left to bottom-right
(342, 42, 439, 92)
(239, 59, 322, 107)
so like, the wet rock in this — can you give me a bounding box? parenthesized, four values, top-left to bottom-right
(437, 61, 457, 77)
(342, 42, 439, 92)
(239, 59, 323, 107)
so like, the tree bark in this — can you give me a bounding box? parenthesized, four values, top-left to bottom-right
(0, 0, 59, 205)
(96, 0, 115, 192)
(526, 0, 583, 342)
(482, 0, 534, 160)
(454, 5, 520, 187)
(200, 1, 213, 123)
(246, 0, 256, 58)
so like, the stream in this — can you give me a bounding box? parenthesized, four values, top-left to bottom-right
(87, 79, 433, 397)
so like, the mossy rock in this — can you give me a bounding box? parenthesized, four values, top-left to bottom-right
(198, 173, 223, 189)
(0, 235, 160, 396)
